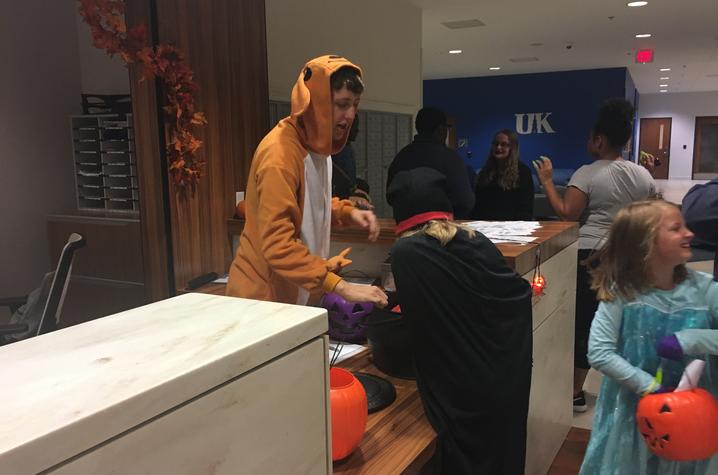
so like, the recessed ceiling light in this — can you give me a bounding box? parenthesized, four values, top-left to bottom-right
(489, 66, 501, 70)
(659, 77, 670, 80)
(660, 68, 671, 71)
(635, 33, 652, 38)
(449, 50, 462, 54)
(659, 84, 668, 87)
(660, 89, 668, 93)
(627, 1, 648, 6)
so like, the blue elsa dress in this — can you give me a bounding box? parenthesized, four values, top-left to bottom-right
(580, 270, 718, 475)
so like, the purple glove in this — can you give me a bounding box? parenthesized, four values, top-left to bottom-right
(656, 334, 683, 360)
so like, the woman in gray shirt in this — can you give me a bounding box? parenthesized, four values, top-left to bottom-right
(533, 98, 656, 412)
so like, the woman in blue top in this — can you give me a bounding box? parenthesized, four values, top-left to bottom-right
(580, 200, 718, 475)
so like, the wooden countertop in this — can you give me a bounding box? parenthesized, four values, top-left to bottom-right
(333, 350, 435, 475)
(227, 218, 578, 275)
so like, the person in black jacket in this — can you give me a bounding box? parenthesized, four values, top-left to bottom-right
(386, 107, 474, 217)
(387, 167, 533, 475)
(471, 129, 534, 220)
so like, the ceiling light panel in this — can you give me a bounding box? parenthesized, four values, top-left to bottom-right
(509, 57, 539, 63)
(441, 19, 485, 30)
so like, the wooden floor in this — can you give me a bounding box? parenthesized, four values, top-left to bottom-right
(546, 427, 591, 475)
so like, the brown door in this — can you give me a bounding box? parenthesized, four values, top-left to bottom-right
(639, 118, 671, 179)
(693, 116, 718, 179)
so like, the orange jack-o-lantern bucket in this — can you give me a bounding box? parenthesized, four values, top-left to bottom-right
(636, 388, 718, 461)
(330, 367, 367, 461)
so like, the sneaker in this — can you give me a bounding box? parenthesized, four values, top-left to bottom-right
(573, 391, 588, 413)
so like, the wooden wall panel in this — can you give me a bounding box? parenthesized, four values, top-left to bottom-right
(126, 0, 174, 302)
(47, 216, 143, 283)
(155, 0, 269, 290)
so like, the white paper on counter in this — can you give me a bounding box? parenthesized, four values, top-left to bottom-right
(328, 342, 366, 365)
(463, 221, 541, 243)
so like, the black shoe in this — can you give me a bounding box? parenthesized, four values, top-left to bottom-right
(573, 391, 588, 413)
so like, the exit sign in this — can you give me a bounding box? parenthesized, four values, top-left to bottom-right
(636, 49, 654, 63)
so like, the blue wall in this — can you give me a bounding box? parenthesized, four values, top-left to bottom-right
(424, 68, 630, 173)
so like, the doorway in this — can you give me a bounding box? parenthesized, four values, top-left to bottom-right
(693, 116, 718, 179)
(639, 118, 671, 179)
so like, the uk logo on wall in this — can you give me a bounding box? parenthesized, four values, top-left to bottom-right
(515, 112, 556, 134)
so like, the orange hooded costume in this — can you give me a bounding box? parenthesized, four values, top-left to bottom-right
(226, 56, 361, 304)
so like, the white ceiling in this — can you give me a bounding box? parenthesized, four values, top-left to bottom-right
(403, 0, 718, 94)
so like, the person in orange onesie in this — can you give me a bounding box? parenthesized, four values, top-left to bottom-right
(227, 55, 388, 307)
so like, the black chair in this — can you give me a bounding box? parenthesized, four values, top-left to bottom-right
(0, 233, 85, 344)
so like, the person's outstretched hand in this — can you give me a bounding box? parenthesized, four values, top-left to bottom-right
(349, 195, 374, 210)
(639, 151, 657, 174)
(350, 208, 380, 241)
(326, 247, 353, 272)
(656, 334, 684, 360)
(532, 155, 554, 185)
(334, 280, 388, 308)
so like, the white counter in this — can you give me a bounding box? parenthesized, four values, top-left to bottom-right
(0, 293, 330, 474)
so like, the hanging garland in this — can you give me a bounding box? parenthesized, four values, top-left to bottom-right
(78, 0, 207, 189)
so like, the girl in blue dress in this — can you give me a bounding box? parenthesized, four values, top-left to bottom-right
(580, 200, 718, 475)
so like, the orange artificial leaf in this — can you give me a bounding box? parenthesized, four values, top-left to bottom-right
(106, 13, 126, 33)
(191, 112, 207, 125)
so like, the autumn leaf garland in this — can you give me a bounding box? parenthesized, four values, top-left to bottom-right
(78, 0, 207, 189)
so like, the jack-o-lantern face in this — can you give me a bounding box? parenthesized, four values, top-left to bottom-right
(636, 389, 718, 461)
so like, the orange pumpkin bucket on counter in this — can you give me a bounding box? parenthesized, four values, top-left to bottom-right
(329, 367, 367, 461)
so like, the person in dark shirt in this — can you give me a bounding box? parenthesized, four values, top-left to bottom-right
(386, 107, 474, 217)
(682, 177, 718, 279)
(387, 167, 533, 474)
(471, 129, 534, 220)
(332, 117, 373, 209)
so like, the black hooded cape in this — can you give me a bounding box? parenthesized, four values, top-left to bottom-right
(390, 228, 533, 475)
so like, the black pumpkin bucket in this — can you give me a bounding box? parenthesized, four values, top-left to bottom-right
(363, 297, 416, 380)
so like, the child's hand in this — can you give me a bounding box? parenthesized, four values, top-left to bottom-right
(642, 367, 672, 396)
(656, 334, 684, 360)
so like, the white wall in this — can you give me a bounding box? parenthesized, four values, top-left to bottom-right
(265, 0, 422, 116)
(637, 91, 718, 179)
(75, 13, 130, 94)
(0, 0, 83, 307)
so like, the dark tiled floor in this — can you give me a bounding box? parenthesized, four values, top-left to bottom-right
(547, 427, 590, 475)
